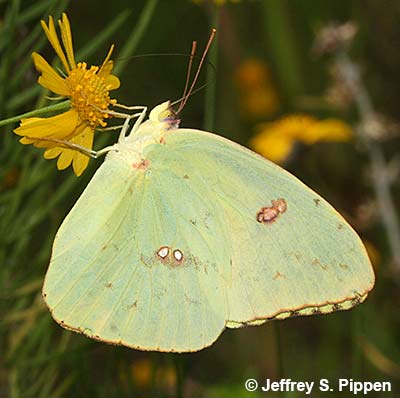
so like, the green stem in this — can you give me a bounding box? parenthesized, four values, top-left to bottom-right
(203, 6, 220, 132)
(113, 0, 159, 75)
(351, 310, 363, 378)
(274, 322, 285, 380)
(260, 0, 304, 101)
(0, 101, 70, 128)
(174, 355, 184, 398)
(0, 0, 20, 115)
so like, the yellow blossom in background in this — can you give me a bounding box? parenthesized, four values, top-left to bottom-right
(235, 58, 280, 118)
(250, 114, 352, 163)
(251, 129, 294, 163)
(298, 118, 352, 144)
(14, 13, 120, 176)
(131, 359, 152, 387)
(131, 358, 176, 391)
(363, 240, 381, 271)
(0, 168, 20, 192)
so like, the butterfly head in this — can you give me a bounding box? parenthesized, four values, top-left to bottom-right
(149, 101, 180, 130)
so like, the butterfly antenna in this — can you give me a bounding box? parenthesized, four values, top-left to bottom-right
(176, 28, 217, 115)
(176, 41, 197, 114)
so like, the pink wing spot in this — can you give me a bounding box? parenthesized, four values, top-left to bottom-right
(132, 158, 149, 170)
(257, 207, 279, 223)
(173, 249, 184, 262)
(257, 198, 287, 224)
(157, 246, 169, 259)
(271, 198, 287, 213)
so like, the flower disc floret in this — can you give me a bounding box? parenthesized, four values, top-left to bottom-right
(66, 62, 117, 128)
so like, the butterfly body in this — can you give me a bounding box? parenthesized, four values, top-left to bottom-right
(43, 102, 375, 352)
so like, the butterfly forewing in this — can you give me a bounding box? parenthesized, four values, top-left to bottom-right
(148, 129, 375, 325)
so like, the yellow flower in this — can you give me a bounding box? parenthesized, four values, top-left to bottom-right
(363, 240, 380, 271)
(298, 119, 352, 144)
(235, 58, 279, 118)
(14, 13, 120, 176)
(0, 168, 20, 192)
(250, 114, 352, 163)
(131, 358, 176, 391)
(251, 129, 294, 163)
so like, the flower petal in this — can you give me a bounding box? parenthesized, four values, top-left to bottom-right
(235, 58, 280, 117)
(56, 148, 75, 170)
(105, 74, 120, 90)
(98, 60, 113, 78)
(32, 53, 69, 96)
(304, 119, 352, 144)
(14, 109, 79, 143)
(44, 147, 63, 159)
(43, 125, 94, 176)
(70, 126, 94, 176)
(41, 16, 70, 73)
(250, 128, 295, 163)
(58, 13, 76, 70)
(98, 60, 120, 90)
(274, 115, 317, 139)
(99, 45, 114, 74)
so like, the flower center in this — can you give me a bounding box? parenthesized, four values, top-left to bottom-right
(65, 62, 116, 128)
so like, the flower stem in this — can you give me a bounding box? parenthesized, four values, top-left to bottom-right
(174, 355, 185, 398)
(261, 0, 304, 101)
(274, 323, 285, 385)
(337, 53, 400, 272)
(0, 100, 70, 128)
(113, 0, 159, 76)
(203, 5, 220, 132)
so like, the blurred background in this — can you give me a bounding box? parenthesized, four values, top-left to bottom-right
(1, 0, 400, 397)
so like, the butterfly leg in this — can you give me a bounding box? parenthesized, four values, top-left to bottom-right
(96, 110, 147, 133)
(103, 105, 147, 120)
(26, 136, 115, 158)
(89, 109, 144, 155)
(94, 104, 148, 141)
(115, 106, 147, 142)
(121, 106, 148, 141)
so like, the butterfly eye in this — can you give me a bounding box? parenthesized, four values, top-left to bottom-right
(158, 109, 174, 121)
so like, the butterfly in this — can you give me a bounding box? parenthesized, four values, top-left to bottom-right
(42, 100, 375, 352)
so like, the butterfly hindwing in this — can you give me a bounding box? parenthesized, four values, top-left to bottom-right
(43, 150, 227, 352)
